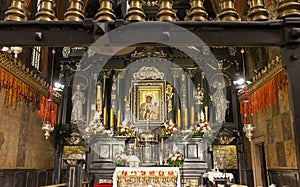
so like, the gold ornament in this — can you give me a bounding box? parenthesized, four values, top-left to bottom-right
(185, 0, 207, 21)
(4, 0, 27, 21)
(126, 0, 146, 21)
(64, 0, 85, 21)
(276, 0, 300, 18)
(247, 0, 269, 21)
(35, 0, 57, 21)
(217, 0, 239, 21)
(95, 0, 116, 22)
(156, 0, 177, 21)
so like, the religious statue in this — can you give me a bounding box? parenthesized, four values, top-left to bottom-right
(71, 84, 85, 122)
(139, 94, 159, 120)
(212, 85, 229, 123)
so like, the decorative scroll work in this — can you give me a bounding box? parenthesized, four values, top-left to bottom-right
(133, 67, 165, 80)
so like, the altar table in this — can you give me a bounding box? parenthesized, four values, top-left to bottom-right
(113, 167, 180, 187)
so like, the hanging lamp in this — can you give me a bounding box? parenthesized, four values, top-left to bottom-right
(240, 48, 256, 141)
(42, 48, 56, 139)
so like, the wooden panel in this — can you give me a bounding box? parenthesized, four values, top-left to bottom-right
(0, 169, 54, 187)
(268, 169, 299, 187)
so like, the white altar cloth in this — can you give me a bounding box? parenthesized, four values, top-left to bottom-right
(113, 167, 180, 187)
(203, 171, 234, 184)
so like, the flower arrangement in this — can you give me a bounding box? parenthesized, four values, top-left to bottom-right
(114, 122, 135, 137)
(161, 119, 179, 137)
(82, 118, 113, 140)
(113, 151, 127, 166)
(191, 119, 210, 138)
(166, 151, 184, 167)
(190, 111, 212, 138)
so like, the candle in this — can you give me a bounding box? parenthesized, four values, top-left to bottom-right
(117, 110, 121, 128)
(204, 106, 208, 121)
(184, 108, 188, 128)
(177, 109, 181, 129)
(134, 138, 137, 150)
(161, 138, 164, 150)
(103, 107, 107, 125)
(110, 108, 114, 127)
(191, 107, 194, 123)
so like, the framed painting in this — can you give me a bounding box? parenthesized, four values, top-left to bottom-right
(213, 145, 238, 169)
(132, 80, 166, 126)
(187, 144, 198, 159)
(99, 144, 110, 159)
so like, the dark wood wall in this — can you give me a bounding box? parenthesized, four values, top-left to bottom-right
(268, 169, 299, 187)
(0, 169, 54, 187)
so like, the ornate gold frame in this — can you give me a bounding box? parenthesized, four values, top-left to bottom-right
(132, 80, 166, 127)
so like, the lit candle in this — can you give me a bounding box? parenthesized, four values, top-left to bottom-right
(110, 108, 114, 127)
(191, 106, 194, 123)
(184, 107, 188, 128)
(103, 107, 107, 125)
(117, 110, 121, 128)
(177, 109, 181, 129)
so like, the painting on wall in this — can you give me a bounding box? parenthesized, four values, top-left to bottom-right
(213, 145, 238, 169)
(132, 80, 166, 126)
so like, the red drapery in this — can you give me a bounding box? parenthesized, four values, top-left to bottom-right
(240, 70, 288, 119)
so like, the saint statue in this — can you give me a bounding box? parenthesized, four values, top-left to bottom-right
(71, 84, 85, 122)
(212, 85, 229, 123)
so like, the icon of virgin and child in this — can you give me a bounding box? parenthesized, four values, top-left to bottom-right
(139, 92, 160, 121)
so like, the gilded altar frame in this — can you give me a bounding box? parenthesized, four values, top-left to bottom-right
(132, 80, 166, 127)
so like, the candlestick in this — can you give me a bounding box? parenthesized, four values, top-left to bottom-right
(191, 107, 195, 123)
(184, 107, 188, 128)
(117, 110, 120, 128)
(103, 107, 107, 125)
(177, 109, 181, 129)
(204, 106, 208, 121)
(110, 108, 114, 127)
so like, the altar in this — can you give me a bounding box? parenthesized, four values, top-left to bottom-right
(113, 167, 180, 187)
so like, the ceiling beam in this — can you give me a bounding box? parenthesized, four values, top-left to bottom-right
(0, 18, 299, 47)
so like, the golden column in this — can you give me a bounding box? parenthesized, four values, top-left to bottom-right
(95, 0, 116, 22)
(64, 0, 85, 21)
(185, 0, 208, 21)
(217, 0, 239, 21)
(156, 0, 177, 21)
(35, 0, 57, 21)
(276, 0, 300, 18)
(4, 0, 27, 21)
(247, 0, 269, 21)
(126, 0, 146, 21)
